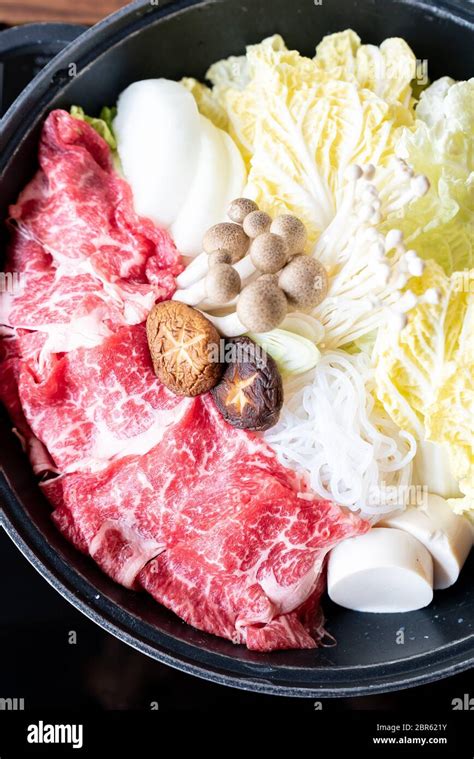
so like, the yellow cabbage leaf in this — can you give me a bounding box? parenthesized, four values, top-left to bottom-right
(374, 261, 474, 504)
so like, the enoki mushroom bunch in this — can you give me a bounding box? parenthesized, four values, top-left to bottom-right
(312, 159, 434, 347)
(173, 199, 329, 336)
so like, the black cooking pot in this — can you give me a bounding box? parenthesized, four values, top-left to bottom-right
(1, 0, 473, 697)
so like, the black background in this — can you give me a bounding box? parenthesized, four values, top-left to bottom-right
(2, 529, 472, 712)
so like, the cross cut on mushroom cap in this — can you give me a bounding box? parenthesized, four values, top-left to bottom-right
(225, 369, 259, 413)
(146, 301, 222, 396)
(160, 324, 208, 373)
(211, 336, 284, 430)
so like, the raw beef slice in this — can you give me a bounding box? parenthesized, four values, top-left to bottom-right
(2, 111, 181, 363)
(9, 110, 181, 284)
(44, 396, 368, 649)
(0, 338, 54, 475)
(17, 324, 189, 473)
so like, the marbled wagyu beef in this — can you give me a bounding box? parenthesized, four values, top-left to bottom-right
(0, 111, 367, 651)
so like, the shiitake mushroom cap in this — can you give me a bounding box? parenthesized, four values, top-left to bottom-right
(211, 336, 283, 431)
(146, 301, 222, 397)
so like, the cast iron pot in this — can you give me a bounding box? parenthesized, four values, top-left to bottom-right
(1, 0, 473, 697)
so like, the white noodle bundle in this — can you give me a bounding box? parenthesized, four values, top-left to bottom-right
(264, 350, 416, 517)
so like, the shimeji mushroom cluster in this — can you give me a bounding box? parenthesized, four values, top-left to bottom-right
(173, 198, 329, 336)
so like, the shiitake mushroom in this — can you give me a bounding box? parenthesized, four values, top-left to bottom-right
(211, 336, 283, 431)
(147, 301, 222, 396)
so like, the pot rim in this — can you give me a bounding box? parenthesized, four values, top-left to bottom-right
(0, 0, 473, 697)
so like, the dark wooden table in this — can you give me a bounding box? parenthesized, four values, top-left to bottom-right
(0, 0, 126, 26)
